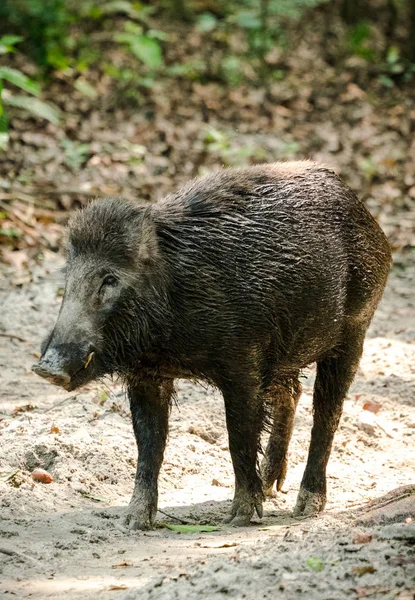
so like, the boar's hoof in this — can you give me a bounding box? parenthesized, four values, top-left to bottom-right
(123, 500, 156, 531)
(223, 489, 264, 526)
(293, 488, 326, 517)
(260, 456, 288, 498)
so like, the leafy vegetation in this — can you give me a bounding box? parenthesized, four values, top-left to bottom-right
(0, 36, 60, 150)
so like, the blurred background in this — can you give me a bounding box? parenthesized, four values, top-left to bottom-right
(0, 0, 414, 279)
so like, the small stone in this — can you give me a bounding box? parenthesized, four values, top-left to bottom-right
(31, 468, 53, 484)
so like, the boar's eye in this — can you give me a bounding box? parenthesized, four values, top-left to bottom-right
(102, 275, 117, 287)
(99, 275, 118, 296)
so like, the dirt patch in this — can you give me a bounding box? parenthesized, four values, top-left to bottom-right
(0, 250, 414, 599)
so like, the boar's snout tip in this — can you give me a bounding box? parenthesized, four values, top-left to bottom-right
(32, 361, 71, 388)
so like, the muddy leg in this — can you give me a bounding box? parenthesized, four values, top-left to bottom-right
(294, 326, 365, 517)
(124, 378, 173, 530)
(222, 379, 264, 526)
(261, 376, 301, 497)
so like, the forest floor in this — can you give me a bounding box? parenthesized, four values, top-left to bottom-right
(0, 248, 414, 599)
(1, 11, 415, 599)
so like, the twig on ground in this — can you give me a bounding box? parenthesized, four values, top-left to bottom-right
(0, 332, 29, 343)
(42, 395, 77, 413)
(0, 547, 40, 566)
(372, 491, 414, 510)
(157, 509, 190, 525)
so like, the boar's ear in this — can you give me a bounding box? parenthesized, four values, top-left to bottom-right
(138, 209, 158, 263)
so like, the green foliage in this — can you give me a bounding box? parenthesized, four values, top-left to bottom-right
(0, 227, 22, 238)
(114, 22, 164, 69)
(202, 126, 266, 167)
(349, 22, 376, 60)
(3, 94, 60, 125)
(0, 35, 23, 55)
(0, 0, 71, 70)
(305, 556, 325, 572)
(60, 139, 90, 171)
(0, 37, 60, 150)
(0, 66, 41, 95)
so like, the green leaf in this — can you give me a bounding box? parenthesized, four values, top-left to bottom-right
(233, 10, 261, 29)
(162, 524, 221, 533)
(0, 35, 23, 47)
(124, 21, 143, 35)
(0, 227, 21, 238)
(386, 45, 399, 65)
(0, 35, 23, 55)
(129, 36, 162, 69)
(147, 29, 168, 41)
(114, 32, 137, 45)
(74, 79, 98, 99)
(378, 74, 395, 88)
(0, 67, 40, 96)
(103, 1, 151, 21)
(0, 133, 9, 151)
(306, 557, 324, 572)
(0, 111, 8, 133)
(3, 94, 60, 125)
(197, 13, 217, 33)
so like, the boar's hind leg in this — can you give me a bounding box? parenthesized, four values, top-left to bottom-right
(124, 378, 173, 530)
(294, 324, 366, 517)
(222, 379, 264, 526)
(261, 375, 301, 497)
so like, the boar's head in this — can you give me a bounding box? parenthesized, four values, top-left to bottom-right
(32, 198, 164, 391)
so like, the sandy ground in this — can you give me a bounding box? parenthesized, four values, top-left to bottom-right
(0, 251, 414, 599)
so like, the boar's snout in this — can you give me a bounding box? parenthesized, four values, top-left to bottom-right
(32, 340, 96, 391)
(32, 356, 71, 388)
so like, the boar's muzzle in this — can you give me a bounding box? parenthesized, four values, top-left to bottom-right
(31, 293, 101, 391)
(32, 339, 96, 391)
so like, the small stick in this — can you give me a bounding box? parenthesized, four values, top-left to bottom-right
(0, 333, 28, 343)
(157, 509, 190, 525)
(0, 547, 40, 566)
(42, 394, 77, 413)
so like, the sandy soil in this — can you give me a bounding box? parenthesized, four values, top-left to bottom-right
(0, 251, 414, 599)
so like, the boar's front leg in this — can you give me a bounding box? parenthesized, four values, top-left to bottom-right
(221, 378, 264, 526)
(124, 378, 173, 530)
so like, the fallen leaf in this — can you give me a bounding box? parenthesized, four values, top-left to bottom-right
(362, 400, 381, 414)
(13, 404, 36, 414)
(108, 584, 128, 590)
(305, 557, 324, 572)
(50, 424, 60, 434)
(352, 565, 377, 577)
(352, 532, 373, 544)
(0, 470, 19, 482)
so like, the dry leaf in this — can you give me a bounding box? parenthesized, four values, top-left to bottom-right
(353, 532, 373, 544)
(352, 565, 376, 577)
(362, 400, 381, 414)
(50, 424, 60, 434)
(13, 404, 36, 414)
(108, 584, 128, 590)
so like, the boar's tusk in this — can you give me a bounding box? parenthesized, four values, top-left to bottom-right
(84, 352, 94, 369)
